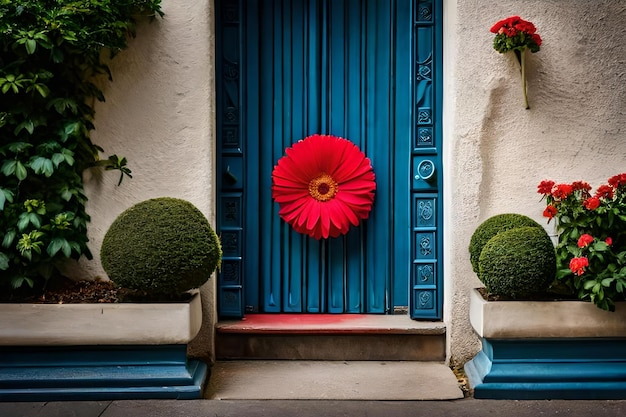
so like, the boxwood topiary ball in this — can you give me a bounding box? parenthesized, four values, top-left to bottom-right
(469, 213, 543, 280)
(478, 226, 556, 299)
(101, 197, 222, 296)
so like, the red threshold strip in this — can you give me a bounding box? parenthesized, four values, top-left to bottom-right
(216, 314, 443, 335)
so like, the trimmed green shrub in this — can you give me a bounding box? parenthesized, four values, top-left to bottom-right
(101, 197, 222, 296)
(478, 226, 556, 299)
(469, 213, 543, 278)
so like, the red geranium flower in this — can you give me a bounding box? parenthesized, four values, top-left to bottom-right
(569, 257, 589, 276)
(571, 181, 592, 193)
(543, 205, 557, 220)
(596, 184, 615, 200)
(608, 173, 626, 189)
(577, 234, 594, 248)
(537, 180, 555, 195)
(272, 134, 376, 239)
(551, 184, 573, 200)
(583, 196, 600, 210)
(606, 237, 613, 246)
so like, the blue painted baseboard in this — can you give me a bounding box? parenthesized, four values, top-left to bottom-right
(0, 345, 207, 401)
(465, 338, 626, 399)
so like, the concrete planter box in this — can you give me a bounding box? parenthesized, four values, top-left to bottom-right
(0, 290, 203, 346)
(465, 288, 626, 399)
(0, 291, 207, 401)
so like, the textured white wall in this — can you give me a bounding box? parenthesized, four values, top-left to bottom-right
(72, 1, 217, 361)
(67, 0, 626, 365)
(445, 0, 626, 364)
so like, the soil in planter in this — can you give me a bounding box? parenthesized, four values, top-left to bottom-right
(476, 287, 578, 302)
(0, 276, 192, 304)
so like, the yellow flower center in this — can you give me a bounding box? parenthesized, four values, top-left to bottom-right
(308, 173, 338, 202)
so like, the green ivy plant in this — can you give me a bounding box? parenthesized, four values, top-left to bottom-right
(0, 1, 162, 296)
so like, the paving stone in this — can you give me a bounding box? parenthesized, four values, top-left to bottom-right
(205, 360, 464, 400)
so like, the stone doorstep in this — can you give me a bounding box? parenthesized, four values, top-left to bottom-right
(205, 360, 465, 400)
(216, 313, 446, 335)
(215, 314, 447, 361)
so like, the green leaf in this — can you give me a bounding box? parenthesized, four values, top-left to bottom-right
(0, 252, 8, 270)
(0, 187, 13, 210)
(60, 187, 73, 201)
(17, 215, 30, 232)
(11, 276, 34, 289)
(2, 230, 16, 249)
(21, 249, 32, 261)
(34, 84, 49, 98)
(7, 142, 32, 153)
(29, 156, 46, 173)
(601, 277, 614, 287)
(583, 280, 597, 290)
(1, 160, 16, 177)
(28, 213, 42, 228)
(25, 39, 37, 54)
(47, 237, 66, 257)
(14, 119, 34, 135)
(51, 153, 65, 167)
(15, 161, 27, 180)
(593, 241, 609, 252)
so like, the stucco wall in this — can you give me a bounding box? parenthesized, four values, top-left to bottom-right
(445, 0, 626, 364)
(69, 0, 626, 366)
(75, 1, 217, 361)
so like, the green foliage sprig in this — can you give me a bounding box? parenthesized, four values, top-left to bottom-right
(0, 0, 162, 295)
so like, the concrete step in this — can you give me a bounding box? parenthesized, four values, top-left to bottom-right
(205, 360, 464, 400)
(215, 314, 446, 361)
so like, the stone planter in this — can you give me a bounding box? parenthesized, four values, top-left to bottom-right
(465, 288, 626, 399)
(0, 291, 207, 401)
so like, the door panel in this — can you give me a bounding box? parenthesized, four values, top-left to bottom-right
(216, 0, 443, 319)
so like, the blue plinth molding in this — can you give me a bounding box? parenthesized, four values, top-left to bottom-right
(0, 345, 207, 401)
(465, 338, 626, 399)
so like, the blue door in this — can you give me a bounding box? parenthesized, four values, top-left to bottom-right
(216, 0, 442, 319)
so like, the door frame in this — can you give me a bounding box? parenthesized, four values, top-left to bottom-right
(214, 0, 444, 320)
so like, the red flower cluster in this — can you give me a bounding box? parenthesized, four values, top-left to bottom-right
(490, 16, 541, 42)
(539, 174, 626, 310)
(569, 257, 589, 276)
(490, 16, 542, 53)
(537, 175, 626, 219)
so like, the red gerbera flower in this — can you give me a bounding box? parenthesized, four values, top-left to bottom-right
(271, 134, 376, 240)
